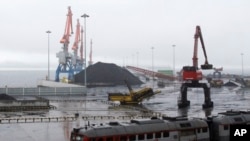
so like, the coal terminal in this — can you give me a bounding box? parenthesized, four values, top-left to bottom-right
(0, 93, 16, 101)
(74, 62, 143, 87)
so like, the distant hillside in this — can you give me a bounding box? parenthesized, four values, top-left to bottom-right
(74, 62, 143, 87)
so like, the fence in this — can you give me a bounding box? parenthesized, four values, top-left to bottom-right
(0, 87, 86, 96)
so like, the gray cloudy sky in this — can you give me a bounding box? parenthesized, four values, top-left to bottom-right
(0, 0, 249, 73)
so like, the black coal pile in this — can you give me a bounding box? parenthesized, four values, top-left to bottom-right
(74, 62, 143, 87)
(0, 93, 16, 100)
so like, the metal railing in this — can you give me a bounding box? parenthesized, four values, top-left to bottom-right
(0, 87, 86, 96)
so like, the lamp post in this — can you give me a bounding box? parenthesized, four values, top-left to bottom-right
(241, 53, 244, 78)
(151, 46, 154, 88)
(46, 30, 51, 80)
(81, 13, 89, 87)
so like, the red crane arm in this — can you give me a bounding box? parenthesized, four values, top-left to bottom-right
(198, 26, 209, 65)
(192, 26, 211, 69)
(60, 6, 73, 46)
(193, 26, 199, 68)
(72, 19, 81, 51)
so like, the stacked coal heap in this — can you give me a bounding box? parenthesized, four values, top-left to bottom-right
(0, 93, 16, 100)
(74, 62, 143, 87)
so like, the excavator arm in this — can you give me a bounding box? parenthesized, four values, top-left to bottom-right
(193, 26, 213, 70)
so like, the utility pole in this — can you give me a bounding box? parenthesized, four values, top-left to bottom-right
(46, 30, 51, 80)
(81, 13, 89, 87)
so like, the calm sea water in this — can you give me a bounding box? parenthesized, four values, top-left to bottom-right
(0, 70, 55, 87)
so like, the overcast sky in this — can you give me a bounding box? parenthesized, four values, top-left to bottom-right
(0, 0, 249, 74)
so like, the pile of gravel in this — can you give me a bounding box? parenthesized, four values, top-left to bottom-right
(74, 62, 143, 87)
(0, 93, 16, 101)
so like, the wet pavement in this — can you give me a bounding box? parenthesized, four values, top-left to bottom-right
(0, 84, 250, 141)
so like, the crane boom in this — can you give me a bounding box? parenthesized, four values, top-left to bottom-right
(192, 26, 211, 69)
(60, 6, 73, 51)
(72, 19, 81, 52)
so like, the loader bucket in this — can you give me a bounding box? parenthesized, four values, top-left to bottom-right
(201, 64, 213, 70)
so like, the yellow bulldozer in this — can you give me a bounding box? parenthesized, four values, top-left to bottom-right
(108, 80, 161, 104)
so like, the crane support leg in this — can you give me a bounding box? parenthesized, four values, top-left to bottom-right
(55, 60, 75, 82)
(202, 83, 213, 108)
(178, 85, 190, 108)
(178, 82, 213, 109)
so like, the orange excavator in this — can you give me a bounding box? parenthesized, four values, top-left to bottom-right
(178, 25, 214, 109)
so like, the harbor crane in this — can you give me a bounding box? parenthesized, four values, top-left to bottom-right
(178, 25, 214, 109)
(72, 19, 84, 72)
(55, 7, 84, 82)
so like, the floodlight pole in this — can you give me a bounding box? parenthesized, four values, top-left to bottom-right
(81, 14, 89, 87)
(46, 30, 51, 80)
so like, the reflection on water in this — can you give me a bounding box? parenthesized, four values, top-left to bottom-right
(203, 108, 213, 117)
(63, 120, 71, 140)
(177, 107, 213, 117)
(178, 107, 189, 117)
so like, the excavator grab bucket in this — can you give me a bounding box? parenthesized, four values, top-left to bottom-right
(201, 64, 213, 70)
